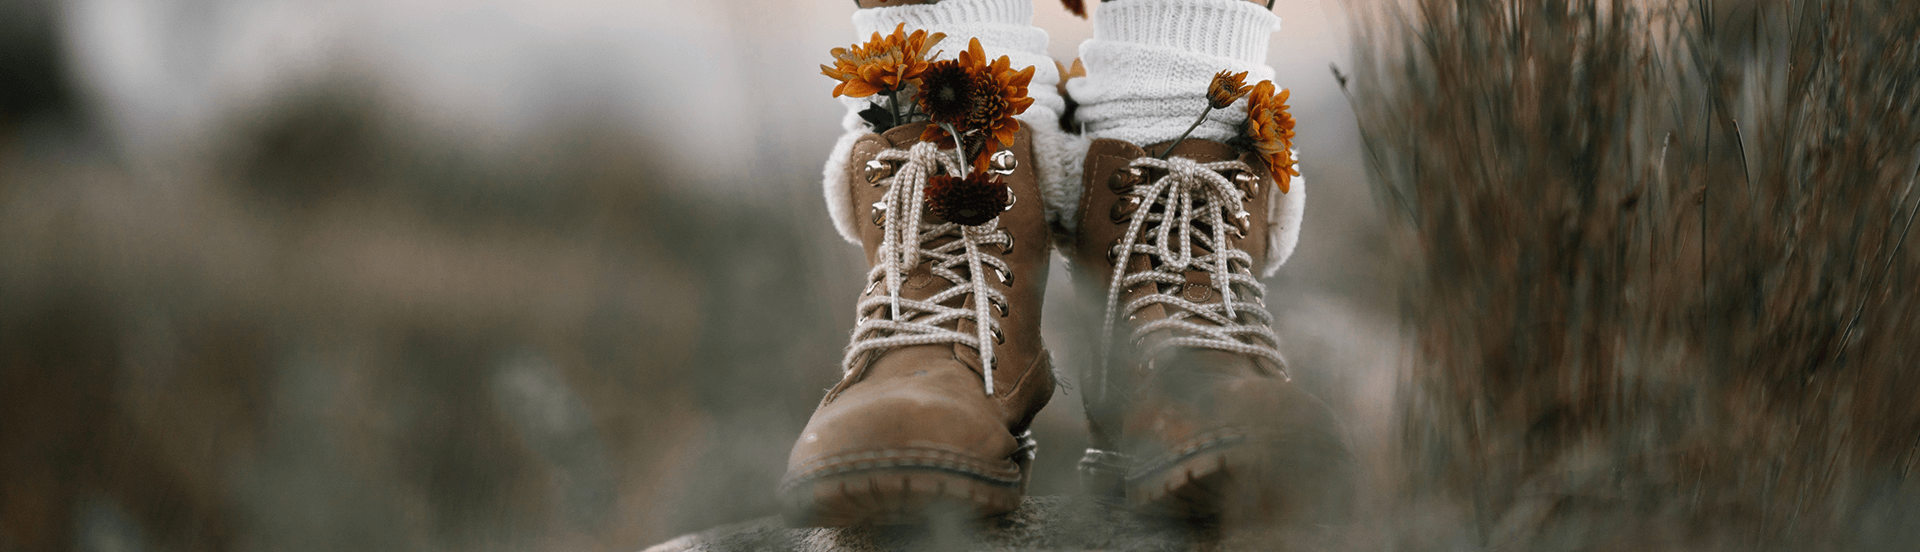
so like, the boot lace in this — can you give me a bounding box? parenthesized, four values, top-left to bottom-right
(845, 141, 1015, 396)
(1095, 156, 1287, 398)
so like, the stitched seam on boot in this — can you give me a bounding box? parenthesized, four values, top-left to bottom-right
(994, 349, 1052, 410)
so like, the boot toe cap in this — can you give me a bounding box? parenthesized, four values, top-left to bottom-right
(1123, 373, 1358, 523)
(784, 381, 1021, 487)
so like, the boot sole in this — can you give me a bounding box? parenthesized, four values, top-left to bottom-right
(1125, 430, 1357, 523)
(780, 449, 1031, 526)
(1124, 432, 1253, 519)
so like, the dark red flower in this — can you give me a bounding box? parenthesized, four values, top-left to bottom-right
(924, 173, 1010, 226)
(916, 59, 976, 126)
(1061, 0, 1086, 18)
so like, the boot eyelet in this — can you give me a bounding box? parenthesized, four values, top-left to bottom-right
(1109, 166, 1146, 193)
(990, 295, 1009, 317)
(864, 159, 895, 184)
(1109, 196, 1142, 222)
(1229, 210, 1251, 238)
(992, 266, 1014, 286)
(1000, 234, 1015, 255)
(871, 202, 888, 226)
(1004, 188, 1017, 211)
(988, 150, 1018, 175)
(1108, 242, 1126, 266)
(1231, 171, 1261, 197)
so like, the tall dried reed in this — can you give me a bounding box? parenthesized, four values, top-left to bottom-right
(1346, 0, 1920, 548)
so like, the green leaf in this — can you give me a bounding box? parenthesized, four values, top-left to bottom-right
(858, 103, 896, 132)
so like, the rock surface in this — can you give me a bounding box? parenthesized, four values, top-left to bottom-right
(643, 496, 1338, 552)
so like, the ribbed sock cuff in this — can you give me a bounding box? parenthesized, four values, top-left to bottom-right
(1068, 0, 1280, 145)
(1095, 0, 1280, 64)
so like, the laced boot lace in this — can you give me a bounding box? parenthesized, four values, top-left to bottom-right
(844, 141, 1017, 396)
(1095, 155, 1287, 399)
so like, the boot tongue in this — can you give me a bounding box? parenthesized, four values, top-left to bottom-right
(1153, 138, 1238, 164)
(1127, 204, 1237, 330)
(860, 223, 994, 386)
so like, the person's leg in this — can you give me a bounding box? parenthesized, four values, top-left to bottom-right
(1071, 0, 1280, 159)
(786, 0, 1077, 527)
(1065, 0, 1351, 526)
(1064, 0, 1301, 259)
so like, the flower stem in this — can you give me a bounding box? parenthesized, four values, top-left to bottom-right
(888, 91, 902, 130)
(940, 122, 967, 175)
(1157, 105, 1214, 159)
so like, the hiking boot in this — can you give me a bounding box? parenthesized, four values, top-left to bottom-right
(1068, 137, 1354, 524)
(781, 121, 1056, 526)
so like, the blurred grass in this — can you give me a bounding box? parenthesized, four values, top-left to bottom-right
(1346, 0, 1920, 548)
(0, 74, 862, 549)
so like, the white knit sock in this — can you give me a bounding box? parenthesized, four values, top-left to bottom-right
(1069, 0, 1279, 145)
(822, 0, 1084, 244)
(1068, 0, 1302, 274)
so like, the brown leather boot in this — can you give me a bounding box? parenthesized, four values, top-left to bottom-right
(1069, 138, 1354, 525)
(781, 121, 1056, 526)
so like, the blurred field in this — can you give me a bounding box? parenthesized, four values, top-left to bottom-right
(3, 0, 1912, 550)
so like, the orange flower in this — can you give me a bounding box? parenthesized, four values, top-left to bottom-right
(1207, 70, 1252, 109)
(1243, 80, 1299, 193)
(821, 23, 945, 98)
(967, 40, 1035, 154)
(1058, 58, 1086, 99)
(919, 38, 1035, 156)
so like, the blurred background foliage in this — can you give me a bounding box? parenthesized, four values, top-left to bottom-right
(1349, 0, 1920, 548)
(0, 0, 1914, 551)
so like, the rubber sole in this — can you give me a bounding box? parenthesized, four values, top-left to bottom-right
(1125, 433, 1356, 525)
(779, 444, 1034, 527)
(780, 468, 1025, 527)
(1123, 429, 1294, 521)
(1128, 448, 1252, 519)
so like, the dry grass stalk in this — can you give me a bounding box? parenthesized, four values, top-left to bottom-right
(1345, 0, 1920, 548)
